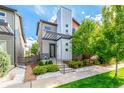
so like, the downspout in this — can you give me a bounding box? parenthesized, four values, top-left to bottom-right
(14, 12, 17, 67)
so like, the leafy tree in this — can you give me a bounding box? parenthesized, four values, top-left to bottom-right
(31, 42, 38, 55)
(72, 6, 124, 77)
(72, 19, 97, 57)
(102, 5, 124, 76)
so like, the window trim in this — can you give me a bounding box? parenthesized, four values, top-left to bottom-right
(0, 40, 7, 52)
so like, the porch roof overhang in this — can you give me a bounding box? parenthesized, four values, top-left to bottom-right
(42, 30, 72, 41)
(0, 22, 14, 36)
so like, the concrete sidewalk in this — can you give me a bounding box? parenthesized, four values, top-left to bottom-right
(6, 63, 124, 88)
(0, 66, 25, 88)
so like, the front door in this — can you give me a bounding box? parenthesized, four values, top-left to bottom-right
(49, 44, 56, 58)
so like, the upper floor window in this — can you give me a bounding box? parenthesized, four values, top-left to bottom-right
(66, 43, 68, 46)
(66, 29, 68, 33)
(0, 12, 5, 17)
(65, 24, 68, 27)
(65, 48, 68, 51)
(0, 11, 6, 23)
(72, 28, 76, 33)
(43, 26, 51, 31)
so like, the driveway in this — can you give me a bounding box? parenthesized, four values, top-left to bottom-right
(6, 63, 124, 88)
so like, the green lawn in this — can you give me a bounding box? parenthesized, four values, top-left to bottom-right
(57, 68, 124, 88)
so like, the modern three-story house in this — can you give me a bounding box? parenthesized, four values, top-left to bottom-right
(37, 7, 78, 63)
(0, 6, 26, 66)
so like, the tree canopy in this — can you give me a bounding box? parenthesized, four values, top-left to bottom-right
(31, 42, 38, 55)
(72, 5, 124, 65)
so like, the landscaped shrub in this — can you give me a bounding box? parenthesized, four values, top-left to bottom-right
(106, 58, 116, 65)
(45, 61, 49, 65)
(0, 50, 11, 77)
(68, 61, 83, 69)
(37, 60, 44, 66)
(46, 64, 59, 72)
(82, 60, 89, 66)
(93, 60, 100, 65)
(45, 60, 53, 65)
(33, 66, 47, 75)
(48, 60, 53, 64)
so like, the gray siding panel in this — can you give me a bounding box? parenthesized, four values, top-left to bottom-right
(0, 34, 14, 65)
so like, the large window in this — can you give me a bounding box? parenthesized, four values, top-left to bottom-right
(43, 26, 51, 31)
(0, 12, 5, 17)
(0, 40, 7, 52)
(72, 28, 76, 33)
(0, 11, 6, 23)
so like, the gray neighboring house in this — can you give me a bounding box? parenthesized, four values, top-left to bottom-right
(37, 7, 72, 63)
(0, 6, 26, 66)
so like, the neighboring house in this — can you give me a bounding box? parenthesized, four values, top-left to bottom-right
(72, 18, 80, 33)
(0, 6, 26, 66)
(37, 7, 73, 62)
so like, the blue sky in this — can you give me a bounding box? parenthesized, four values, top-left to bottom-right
(7, 5, 103, 45)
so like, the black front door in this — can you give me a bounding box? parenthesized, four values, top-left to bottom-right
(49, 44, 56, 58)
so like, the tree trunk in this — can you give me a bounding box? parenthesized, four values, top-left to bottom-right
(114, 59, 118, 77)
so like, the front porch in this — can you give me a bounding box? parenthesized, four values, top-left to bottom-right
(40, 30, 72, 64)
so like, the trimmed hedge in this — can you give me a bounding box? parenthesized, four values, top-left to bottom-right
(45, 60, 53, 65)
(33, 64, 59, 75)
(93, 60, 100, 65)
(68, 61, 83, 69)
(46, 65, 59, 72)
(33, 66, 47, 75)
(0, 50, 11, 77)
(37, 60, 44, 66)
(68, 60, 100, 69)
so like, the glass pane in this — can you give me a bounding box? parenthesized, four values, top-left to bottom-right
(0, 12, 5, 17)
(44, 26, 51, 31)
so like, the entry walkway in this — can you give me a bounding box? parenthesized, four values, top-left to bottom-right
(6, 63, 124, 88)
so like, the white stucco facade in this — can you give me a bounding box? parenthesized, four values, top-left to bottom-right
(56, 7, 72, 61)
(37, 7, 72, 61)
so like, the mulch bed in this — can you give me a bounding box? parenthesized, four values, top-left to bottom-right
(24, 65, 36, 82)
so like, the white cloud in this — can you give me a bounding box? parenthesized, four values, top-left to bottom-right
(81, 11, 85, 15)
(85, 15, 91, 19)
(91, 14, 102, 24)
(26, 37, 37, 48)
(49, 15, 57, 23)
(33, 5, 45, 16)
(84, 14, 102, 24)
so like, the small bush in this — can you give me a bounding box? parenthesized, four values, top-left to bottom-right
(46, 64, 59, 72)
(45, 61, 49, 65)
(0, 50, 11, 77)
(33, 66, 47, 75)
(82, 60, 89, 66)
(37, 60, 44, 66)
(48, 60, 53, 64)
(107, 58, 116, 65)
(68, 61, 83, 69)
(93, 60, 100, 65)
